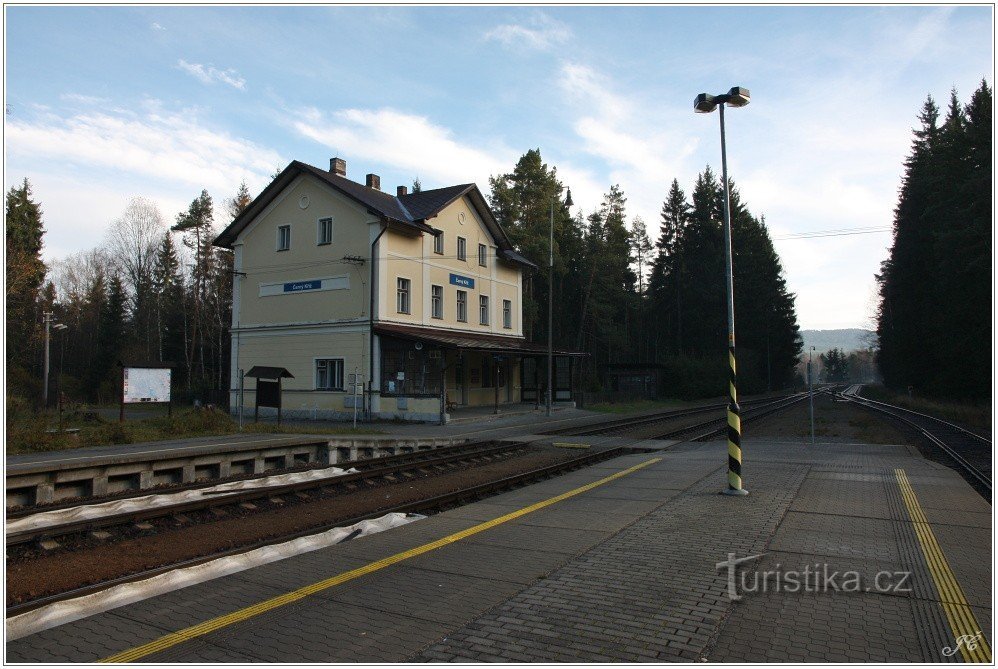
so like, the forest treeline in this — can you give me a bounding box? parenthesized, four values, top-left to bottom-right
(876, 80, 992, 401)
(6, 182, 249, 404)
(7, 150, 802, 408)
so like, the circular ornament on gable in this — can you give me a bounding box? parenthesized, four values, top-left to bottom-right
(458, 212, 466, 224)
(299, 196, 310, 210)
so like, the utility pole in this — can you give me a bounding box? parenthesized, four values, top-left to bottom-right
(809, 346, 816, 446)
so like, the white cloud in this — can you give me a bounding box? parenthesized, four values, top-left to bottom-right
(484, 13, 572, 51)
(60, 93, 110, 106)
(291, 106, 517, 189)
(556, 62, 700, 231)
(152, 22, 166, 31)
(177, 59, 246, 90)
(7, 105, 279, 193)
(6, 103, 283, 261)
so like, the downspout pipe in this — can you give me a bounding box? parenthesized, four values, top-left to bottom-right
(369, 220, 389, 420)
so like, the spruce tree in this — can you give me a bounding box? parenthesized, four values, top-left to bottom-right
(5, 178, 47, 380)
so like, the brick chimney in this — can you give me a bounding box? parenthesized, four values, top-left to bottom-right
(366, 173, 381, 191)
(330, 157, 346, 177)
(397, 185, 408, 197)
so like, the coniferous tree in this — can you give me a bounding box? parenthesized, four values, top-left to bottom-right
(876, 83, 992, 400)
(172, 190, 215, 390)
(5, 179, 47, 384)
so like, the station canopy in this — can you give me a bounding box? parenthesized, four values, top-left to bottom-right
(374, 323, 585, 356)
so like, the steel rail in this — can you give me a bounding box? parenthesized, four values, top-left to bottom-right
(841, 394, 991, 493)
(6, 446, 626, 617)
(6, 442, 530, 546)
(5, 437, 507, 518)
(547, 394, 794, 437)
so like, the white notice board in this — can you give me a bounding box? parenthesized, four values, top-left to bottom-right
(123, 368, 172, 403)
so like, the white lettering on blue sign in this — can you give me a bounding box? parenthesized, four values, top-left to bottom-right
(449, 273, 475, 289)
(284, 280, 321, 292)
(259, 275, 350, 297)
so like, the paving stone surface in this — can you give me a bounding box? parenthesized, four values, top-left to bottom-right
(417, 458, 807, 662)
(7, 438, 989, 664)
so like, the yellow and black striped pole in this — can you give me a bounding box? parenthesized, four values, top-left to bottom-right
(725, 342, 746, 494)
(717, 100, 748, 496)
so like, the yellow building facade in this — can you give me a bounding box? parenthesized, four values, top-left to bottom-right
(215, 158, 578, 423)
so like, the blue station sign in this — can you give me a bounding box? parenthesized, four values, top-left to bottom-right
(449, 273, 475, 289)
(283, 279, 322, 293)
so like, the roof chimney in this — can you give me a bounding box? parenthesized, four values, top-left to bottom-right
(397, 185, 408, 197)
(366, 173, 381, 191)
(330, 157, 346, 177)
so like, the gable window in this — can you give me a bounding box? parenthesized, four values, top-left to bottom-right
(277, 225, 291, 251)
(431, 285, 443, 319)
(396, 277, 411, 314)
(503, 299, 512, 329)
(479, 295, 490, 325)
(316, 358, 344, 390)
(478, 243, 488, 267)
(457, 236, 467, 261)
(317, 217, 333, 245)
(456, 290, 467, 322)
(433, 233, 444, 255)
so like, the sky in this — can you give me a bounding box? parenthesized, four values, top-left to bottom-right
(4, 5, 993, 330)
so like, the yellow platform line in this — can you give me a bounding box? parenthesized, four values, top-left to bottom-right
(101, 456, 663, 663)
(895, 469, 991, 663)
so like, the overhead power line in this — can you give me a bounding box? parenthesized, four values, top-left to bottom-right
(774, 226, 892, 241)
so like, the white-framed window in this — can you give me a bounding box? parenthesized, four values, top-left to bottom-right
(457, 236, 467, 261)
(478, 243, 488, 267)
(456, 290, 467, 322)
(479, 295, 489, 325)
(277, 225, 291, 251)
(503, 299, 512, 329)
(396, 277, 411, 314)
(317, 217, 333, 245)
(315, 358, 344, 390)
(431, 285, 443, 319)
(433, 233, 444, 255)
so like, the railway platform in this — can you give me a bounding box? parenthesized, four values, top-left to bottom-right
(6, 436, 991, 663)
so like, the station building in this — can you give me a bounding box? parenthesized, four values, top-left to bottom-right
(214, 158, 580, 422)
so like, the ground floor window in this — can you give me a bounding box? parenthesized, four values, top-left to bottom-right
(315, 358, 344, 390)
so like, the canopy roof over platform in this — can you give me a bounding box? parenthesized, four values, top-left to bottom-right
(374, 323, 585, 356)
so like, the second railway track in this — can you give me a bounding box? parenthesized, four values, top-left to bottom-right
(841, 391, 992, 497)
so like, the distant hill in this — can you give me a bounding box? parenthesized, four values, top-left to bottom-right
(800, 329, 876, 354)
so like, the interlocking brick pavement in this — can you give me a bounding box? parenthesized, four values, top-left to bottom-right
(416, 458, 809, 662)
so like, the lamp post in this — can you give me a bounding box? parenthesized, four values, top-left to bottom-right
(694, 86, 750, 496)
(42, 312, 67, 409)
(547, 187, 573, 417)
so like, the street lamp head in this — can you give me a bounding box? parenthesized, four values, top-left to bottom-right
(53, 323, 68, 331)
(694, 93, 717, 113)
(726, 86, 751, 107)
(564, 188, 573, 208)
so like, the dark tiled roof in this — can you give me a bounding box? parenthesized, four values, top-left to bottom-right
(213, 161, 536, 272)
(297, 162, 417, 224)
(374, 323, 584, 355)
(398, 184, 473, 221)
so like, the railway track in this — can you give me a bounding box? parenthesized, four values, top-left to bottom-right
(7, 393, 814, 614)
(840, 391, 992, 495)
(5, 437, 509, 517)
(547, 394, 798, 437)
(6, 444, 627, 616)
(6, 441, 531, 547)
